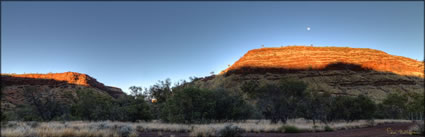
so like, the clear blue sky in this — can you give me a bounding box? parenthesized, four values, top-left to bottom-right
(2, 2, 424, 93)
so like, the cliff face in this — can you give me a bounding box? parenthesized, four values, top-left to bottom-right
(197, 46, 424, 101)
(1, 72, 126, 110)
(221, 46, 424, 77)
(2, 72, 93, 86)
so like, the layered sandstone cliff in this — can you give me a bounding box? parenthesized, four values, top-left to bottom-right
(221, 46, 424, 77)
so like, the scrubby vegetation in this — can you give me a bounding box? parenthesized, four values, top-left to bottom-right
(71, 89, 152, 121)
(1, 77, 423, 136)
(161, 87, 253, 123)
(3, 78, 423, 123)
(3, 87, 153, 122)
(278, 125, 301, 133)
(241, 79, 381, 124)
(324, 125, 334, 132)
(217, 125, 244, 137)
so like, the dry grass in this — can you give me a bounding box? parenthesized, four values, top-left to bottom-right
(1, 119, 413, 137)
(188, 119, 414, 137)
(1, 121, 135, 137)
(1, 127, 121, 137)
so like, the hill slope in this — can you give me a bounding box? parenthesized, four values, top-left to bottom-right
(1, 72, 125, 110)
(196, 46, 424, 101)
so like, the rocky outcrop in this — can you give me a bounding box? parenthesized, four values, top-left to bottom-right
(1, 72, 125, 98)
(197, 46, 424, 102)
(221, 46, 424, 78)
(1, 72, 126, 110)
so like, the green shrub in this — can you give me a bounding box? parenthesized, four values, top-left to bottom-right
(406, 92, 424, 120)
(118, 125, 133, 137)
(324, 125, 334, 132)
(22, 87, 68, 121)
(213, 89, 254, 121)
(161, 87, 253, 123)
(71, 89, 152, 121)
(378, 93, 408, 119)
(161, 87, 216, 123)
(255, 79, 308, 123)
(117, 96, 153, 122)
(71, 90, 116, 121)
(328, 95, 377, 122)
(279, 125, 301, 133)
(218, 125, 244, 137)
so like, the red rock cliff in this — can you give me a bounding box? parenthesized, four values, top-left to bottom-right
(221, 46, 424, 78)
(1, 72, 125, 98)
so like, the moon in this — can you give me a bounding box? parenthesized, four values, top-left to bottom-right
(307, 27, 311, 31)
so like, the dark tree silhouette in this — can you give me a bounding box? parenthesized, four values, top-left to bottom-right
(23, 87, 65, 121)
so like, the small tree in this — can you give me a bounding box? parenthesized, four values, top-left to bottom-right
(213, 89, 253, 121)
(329, 95, 376, 122)
(351, 95, 376, 120)
(255, 79, 308, 123)
(142, 78, 174, 119)
(301, 91, 332, 126)
(129, 86, 143, 97)
(161, 87, 253, 123)
(406, 92, 424, 119)
(328, 96, 354, 122)
(22, 87, 66, 121)
(71, 89, 116, 121)
(117, 95, 152, 122)
(381, 93, 408, 119)
(148, 79, 172, 104)
(161, 87, 216, 123)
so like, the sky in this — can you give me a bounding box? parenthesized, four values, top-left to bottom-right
(2, 2, 424, 94)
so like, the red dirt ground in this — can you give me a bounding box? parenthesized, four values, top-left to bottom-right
(137, 123, 422, 137)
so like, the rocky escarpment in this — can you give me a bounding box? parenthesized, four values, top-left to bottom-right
(1, 72, 126, 110)
(221, 46, 424, 77)
(196, 46, 424, 101)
